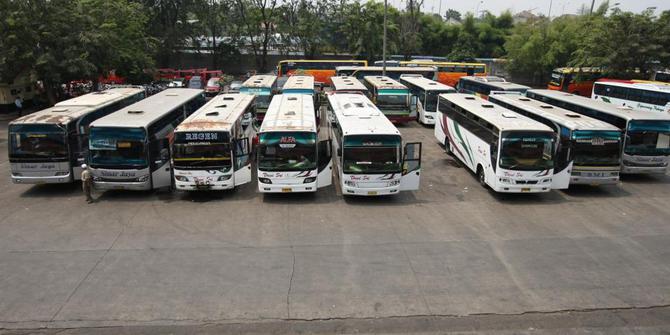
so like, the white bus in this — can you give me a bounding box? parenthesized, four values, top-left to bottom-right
(400, 76, 456, 125)
(281, 75, 319, 107)
(9, 87, 145, 184)
(171, 94, 255, 191)
(592, 80, 670, 113)
(457, 76, 530, 99)
(335, 66, 437, 81)
(327, 93, 422, 196)
(330, 76, 369, 96)
(88, 89, 206, 191)
(435, 93, 555, 193)
(240, 75, 277, 121)
(363, 76, 414, 124)
(527, 89, 670, 174)
(257, 94, 332, 193)
(489, 93, 622, 188)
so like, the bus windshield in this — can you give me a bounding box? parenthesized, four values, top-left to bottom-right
(572, 130, 622, 166)
(500, 132, 555, 171)
(258, 132, 317, 171)
(172, 132, 231, 170)
(343, 135, 401, 174)
(549, 71, 564, 87)
(377, 90, 409, 106)
(425, 90, 452, 112)
(625, 120, 670, 156)
(9, 124, 68, 161)
(89, 127, 147, 167)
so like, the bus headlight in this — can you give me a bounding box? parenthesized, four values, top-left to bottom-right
(55, 171, 69, 176)
(13, 172, 22, 176)
(499, 178, 511, 183)
(136, 175, 150, 182)
(218, 175, 231, 181)
(258, 177, 272, 184)
(93, 176, 102, 181)
(542, 178, 552, 183)
(344, 180, 356, 187)
(303, 177, 316, 183)
(389, 179, 400, 186)
(174, 175, 188, 182)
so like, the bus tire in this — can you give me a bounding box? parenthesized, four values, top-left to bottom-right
(477, 166, 486, 188)
(444, 137, 451, 154)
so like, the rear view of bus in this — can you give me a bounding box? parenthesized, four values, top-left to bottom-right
(327, 93, 422, 196)
(257, 94, 332, 193)
(172, 94, 255, 191)
(9, 87, 145, 184)
(88, 89, 205, 191)
(240, 75, 277, 122)
(363, 76, 414, 124)
(457, 76, 530, 100)
(435, 94, 555, 193)
(330, 76, 369, 96)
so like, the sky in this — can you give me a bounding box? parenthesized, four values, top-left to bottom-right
(384, 0, 669, 17)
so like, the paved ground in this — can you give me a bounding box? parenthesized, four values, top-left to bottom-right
(0, 119, 669, 334)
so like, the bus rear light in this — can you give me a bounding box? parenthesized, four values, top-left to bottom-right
(303, 177, 316, 183)
(259, 177, 272, 184)
(175, 175, 188, 182)
(218, 175, 232, 181)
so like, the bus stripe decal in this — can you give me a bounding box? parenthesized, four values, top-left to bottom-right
(453, 123, 474, 166)
(441, 115, 466, 160)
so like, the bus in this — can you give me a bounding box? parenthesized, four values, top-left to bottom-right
(434, 93, 555, 193)
(335, 66, 437, 81)
(276, 60, 367, 85)
(327, 93, 422, 196)
(400, 76, 456, 125)
(527, 89, 670, 174)
(330, 76, 369, 96)
(88, 89, 206, 191)
(281, 75, 319, 107)
(9, 87, 146, 184)
(400, 61, 487, 87)
(363, 76, 413, 124)
(239, 75, 277, 122)
(592, 79, 670, 113)
(489, 93, 622, 188)
(548, 67, 603, 97)
(257, 94, 333, 193)
(457, 76, 530, 99)
(171, 94, 255, 191)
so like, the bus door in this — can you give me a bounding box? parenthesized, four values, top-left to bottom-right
(409, 92, 418, 116)
(233, 137, 252, 185)
(400, 142, 422, 191)
(151, 137, 173, 189)
(317, 139, 333, 188)
(551, 127, 572, 189)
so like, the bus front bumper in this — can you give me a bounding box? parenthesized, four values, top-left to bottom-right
(620, 164, 668, 174)
(491, 185, 551, 193)
(11, 173, 73, 184)
(93, 180, 151, 191)
(621, 157, 669, 174)
(570, 170, 620, 185)
(259, 181, 317, 193)
(342, 185, 400, 196)
(175, 181, 234, 191)
(420, 113, 436, 125)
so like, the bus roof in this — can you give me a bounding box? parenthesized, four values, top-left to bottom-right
(11, 87, 145, 126)
(400, 76, 455, 92)
(327, 93, 399, 136)
(330, 76, 368, 91)
(595, 79, 670, 94)
(337, 66, 436, 72)
(278, 59, 365, 64)
(241, 75, 277, 88)
(282, 75, 314, 91)
(553, 67, 602, 74)
(91, 88, 203, 128)
(363, 76, 408, 90)
(459, 76, 530, 91)
(260, 94, 316, 133)
(440, 93, 554, 132)
(527, 89, 670, 122)
(175, 93, 254, 133)
(489, 93, 620, 132)
(401, 61, 486, 67)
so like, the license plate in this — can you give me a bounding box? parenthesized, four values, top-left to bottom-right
(586, 172, 605, 178)
(521, 188, 530, 192)
(368, 191, 378, 195)
(282, 188, 292, 192)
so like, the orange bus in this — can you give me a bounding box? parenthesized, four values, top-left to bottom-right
(400, 61, 487, 87)
(547, 67, 603, 97)
(276, 60, 367, 85)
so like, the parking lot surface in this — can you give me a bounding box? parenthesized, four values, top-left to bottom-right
(0, 120, 669, 333)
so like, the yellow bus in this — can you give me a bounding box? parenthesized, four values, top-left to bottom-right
(276, 60, 367, 86)
(400, 61, 487, 87)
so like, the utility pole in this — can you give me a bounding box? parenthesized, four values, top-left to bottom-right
(589, 0, 595, 14)
(548, 0, 553, 18)
(438, 0, 443, 18)
(383, 0, 387, 76)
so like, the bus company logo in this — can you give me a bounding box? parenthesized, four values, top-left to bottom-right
(349, 175, 371, 181)
(20, 163, 56, 170)
(362, 141, 383, 146)
(100, 171, 137, 177)
(591, 137, 605, 146)
(280, 136, 297, 143)
(502, 171, 523, 177)
(185, 133, 218, 141)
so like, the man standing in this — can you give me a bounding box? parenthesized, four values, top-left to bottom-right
(81, 164, 94, 203)
(14, 96, 23, 116)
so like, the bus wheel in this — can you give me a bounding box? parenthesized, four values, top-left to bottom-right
(477, 166, 486, 187)
(444, 137, 451, 154)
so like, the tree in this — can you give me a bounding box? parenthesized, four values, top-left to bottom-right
(398, 0, 423, 58)
(445, 9, 461, 22)
(235, 0, 279, 72)
(139, 0, 197, 67)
